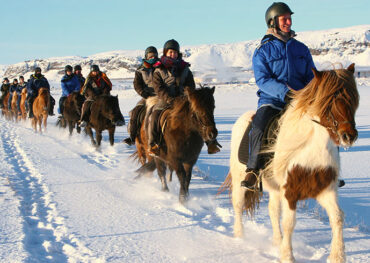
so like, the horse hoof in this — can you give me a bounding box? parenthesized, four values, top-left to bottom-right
(162, 187, 169, 192)
(179, 194, 188, 204)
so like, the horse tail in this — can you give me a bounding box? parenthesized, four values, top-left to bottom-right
(216, 171, 232, 196)
(135, 159, 156, 178)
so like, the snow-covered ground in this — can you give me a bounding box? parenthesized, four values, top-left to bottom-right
(0, 77, 369, 263)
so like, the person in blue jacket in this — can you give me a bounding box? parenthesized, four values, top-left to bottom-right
(58, 65, 81, 118)
(241, 2, 315, 190)
(27, 67, 55, 118)
(8, 78, 18, 110)
(74, 65, 85, 88)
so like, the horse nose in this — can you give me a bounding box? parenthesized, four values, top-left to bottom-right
(341, 129, 358, 145)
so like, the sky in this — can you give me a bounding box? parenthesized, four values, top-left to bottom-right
(0, 0, 369, 65)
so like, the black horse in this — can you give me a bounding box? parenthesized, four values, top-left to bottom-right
(85, 95, 125, 146)
(57, 92, 85, 135)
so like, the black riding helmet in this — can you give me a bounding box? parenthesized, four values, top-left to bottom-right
(163, 39, 180, 55)
(3, 77, 9, 82)
(90, 65, 100, 72)
(144, 46, 158, 59)
(265, 2, 293, 28)
(35, 67, 42, 73)
(65, 65, 73, 72)
(74, 65, 82, 71)
(13, 78, 18, 83)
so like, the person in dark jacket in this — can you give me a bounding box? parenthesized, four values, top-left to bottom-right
(148, 39, 221, 156)
(241, 2, 316, 190)
(27, 67, 55, 118)
(7, 79, 18, 110)
(74, 65, 85, 88)
(58, 65, 81, 118)
(16, 76, 27, 114)
(79, 65, 112, 127)
(0, 77, 10, 109)
(123, 46, 158, 145)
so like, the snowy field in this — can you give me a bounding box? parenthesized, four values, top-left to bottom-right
(1, 79, 369, 263)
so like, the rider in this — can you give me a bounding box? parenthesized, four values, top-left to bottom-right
(148, 39, 221, 156)
(79, 65, 112, 127)
(58, 65, 81, 118)
(240, 2, 316, 190)
(7, 78, 19, 110)
(0, 78, 10, 109)
(123, 46, 158, 145)
(74, 65, 85, 88)
(27, 67, 56, 118)
(16, 76, 27, 114)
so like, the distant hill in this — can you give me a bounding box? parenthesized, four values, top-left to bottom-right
(2, 25, 369, 83)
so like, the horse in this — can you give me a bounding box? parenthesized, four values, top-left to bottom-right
(1, 92, 10, 119)
(223, 64, 359, 263)
(32, 87, 50, 132)
(85, 95, 125, 146)
(58, 92, 85, 135)
(19, 88, 28, 120)
(135, 85, 218, 203)
(10, 91, 19, 122)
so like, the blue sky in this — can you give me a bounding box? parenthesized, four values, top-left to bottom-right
(0, 0, 368, 64)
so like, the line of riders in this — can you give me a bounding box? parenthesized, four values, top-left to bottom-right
(0, 38, 222, 156)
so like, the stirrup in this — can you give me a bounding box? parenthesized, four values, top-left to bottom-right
(148, 144, 160, 156)
(241, 170, 261, 192)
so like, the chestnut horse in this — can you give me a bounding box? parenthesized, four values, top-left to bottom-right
(1, 92, 10, 119)
(10, 91, 19, 122)
(135, 86, 218, 203)
(224, 64, 359, 263)
(32, 88, 50, 132)
(19, 88, 28, 120)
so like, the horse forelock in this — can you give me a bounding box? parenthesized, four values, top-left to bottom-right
(294, 68, 359, 120)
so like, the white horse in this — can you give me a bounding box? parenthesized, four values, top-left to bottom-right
(225, 64, 359, 263)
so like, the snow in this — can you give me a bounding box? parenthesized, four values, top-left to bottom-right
(1, 77, 369, 262)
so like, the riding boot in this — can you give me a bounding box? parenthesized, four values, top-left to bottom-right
(79, 100, 92, 127)
(148, 109, 162, 156)
(124, 105, 141, 145)
(28, 97, 35, 118)
(240, 168, 260, 191)
(49, 95, 55, 116)
(205, 139, 222, 154)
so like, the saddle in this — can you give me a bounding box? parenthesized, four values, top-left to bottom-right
(238, 112, 281, 168)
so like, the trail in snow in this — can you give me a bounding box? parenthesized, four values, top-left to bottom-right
(0, 83, 369, 262)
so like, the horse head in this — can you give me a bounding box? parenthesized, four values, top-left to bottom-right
(296, 64, 359, 147)
(185, 85, 218, 141)
(101, 95, 125, 126)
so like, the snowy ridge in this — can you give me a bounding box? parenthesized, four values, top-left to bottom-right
(1, 25, 369, 83)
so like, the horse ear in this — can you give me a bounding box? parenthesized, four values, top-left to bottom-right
(347, 63, 355, 74)
(116, 95, 118, 98)
(211, 86, 215, 94)
(312, 68, 323, 80)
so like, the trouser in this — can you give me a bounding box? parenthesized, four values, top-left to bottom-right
(148, 99, 168, 146)
(80, 99, 94, 122)
(128, 99, 145, 141)
(58, 96, 67, 114)
(247, 105, 281, 170)
(17, 95, 21, 112)
(27, 95, 36, 117)
(7, 93, 13, 110)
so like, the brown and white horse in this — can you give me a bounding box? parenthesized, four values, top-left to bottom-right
(225, 64, 359, 263)
(32, 87, 50, 132)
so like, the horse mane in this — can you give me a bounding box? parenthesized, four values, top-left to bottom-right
(293, 68, 359, 120)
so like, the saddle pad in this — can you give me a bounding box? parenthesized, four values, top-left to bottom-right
(238, 123, 252, 165)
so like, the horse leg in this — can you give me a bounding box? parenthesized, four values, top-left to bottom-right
(183, 162, 193, 195)
(68, 120, 73, 136)
(316, 186, 345, 263)
(108, 126, 115, 146)
(280, 193, 296, 263)
(269, 190, 282, 246)
(155, 158, 168, 192)
(231, 171, 246, 238)
(86, 127, 96, 145)
(174, 162, 187, 204)
(76, 121, 81, 134)
(96, 130, 102, 146)
(39, 116, 43, 133)
(43, 113, 47, 132)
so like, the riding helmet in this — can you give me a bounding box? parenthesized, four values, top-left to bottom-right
(90, 65, 100, 72)
(74, 65, 82, 71)
(3, 77, 9, 82)
(35, 67, 42, 73)
(64, 65, 73, 72)
(265, 2, 293, 28)
(145, 46, 158, 59)
(163, 39, 180, 54)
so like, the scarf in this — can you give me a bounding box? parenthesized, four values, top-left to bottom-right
(142, 58, 159, 69)
(159, 56, 190, 77)
(266, 28, 296, 43)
